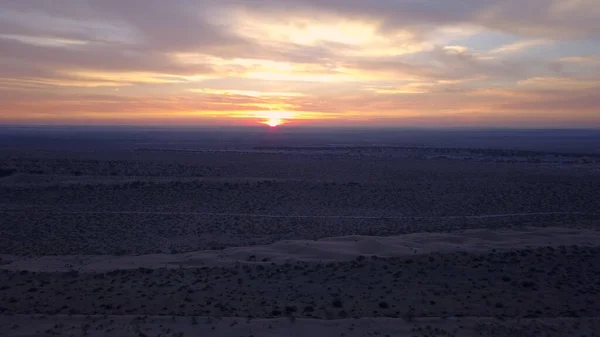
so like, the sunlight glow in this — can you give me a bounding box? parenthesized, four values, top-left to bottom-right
(264, 118, 283, 127)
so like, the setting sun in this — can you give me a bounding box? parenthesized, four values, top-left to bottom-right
(264, 118, 284, 127)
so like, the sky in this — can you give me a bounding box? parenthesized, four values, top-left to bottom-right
(0, 0, 598, 128)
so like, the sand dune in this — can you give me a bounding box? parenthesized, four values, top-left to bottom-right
(3, 227, 599, 272)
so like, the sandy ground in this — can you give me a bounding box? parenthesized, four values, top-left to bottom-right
(3, 227, 599, 336)
(2, 147, 600, 336)
(2, 227, 599, 272)
(2, 315, 600, 337)
(2, 241, 599, 319)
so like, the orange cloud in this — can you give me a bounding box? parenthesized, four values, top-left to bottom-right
(0, 0, 599, 127)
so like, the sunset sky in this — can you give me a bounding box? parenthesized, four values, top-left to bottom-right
(0, 0, 598, 127)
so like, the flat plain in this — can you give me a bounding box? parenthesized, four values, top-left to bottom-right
(1, 127, 600, 336)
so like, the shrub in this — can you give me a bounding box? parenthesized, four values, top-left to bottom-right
(0, 168, 16, 178)
(403, 308, 415, 322)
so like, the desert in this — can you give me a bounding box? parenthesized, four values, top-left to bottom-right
(1, 128, 599, 336)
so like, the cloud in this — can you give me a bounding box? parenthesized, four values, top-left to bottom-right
(517, 77, 600, 90)
(0, 0, 598, 126)
(228, 0, 599, 39)
(498, 89, 600, 111)
(190, 89, 305, 98)
(558, 55, 600, 65)
(489, 40, 551, 54)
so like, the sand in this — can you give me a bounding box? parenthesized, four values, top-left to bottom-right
(2, 141, 600, 336)
(2, 227, 599, 272)
(3, 315, 600, 337)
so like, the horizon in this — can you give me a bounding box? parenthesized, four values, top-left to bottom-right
(2, 124, 599, 155)
(2, 124, 600, 131)
(0, 1, 599, 127)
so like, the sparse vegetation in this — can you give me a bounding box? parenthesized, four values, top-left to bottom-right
(1, 136, 599, 336)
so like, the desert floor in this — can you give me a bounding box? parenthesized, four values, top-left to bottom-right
(1, 131, 599, 336)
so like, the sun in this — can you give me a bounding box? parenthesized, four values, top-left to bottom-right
(264, 118, 283, 127)
(255, 110, 294, 127)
